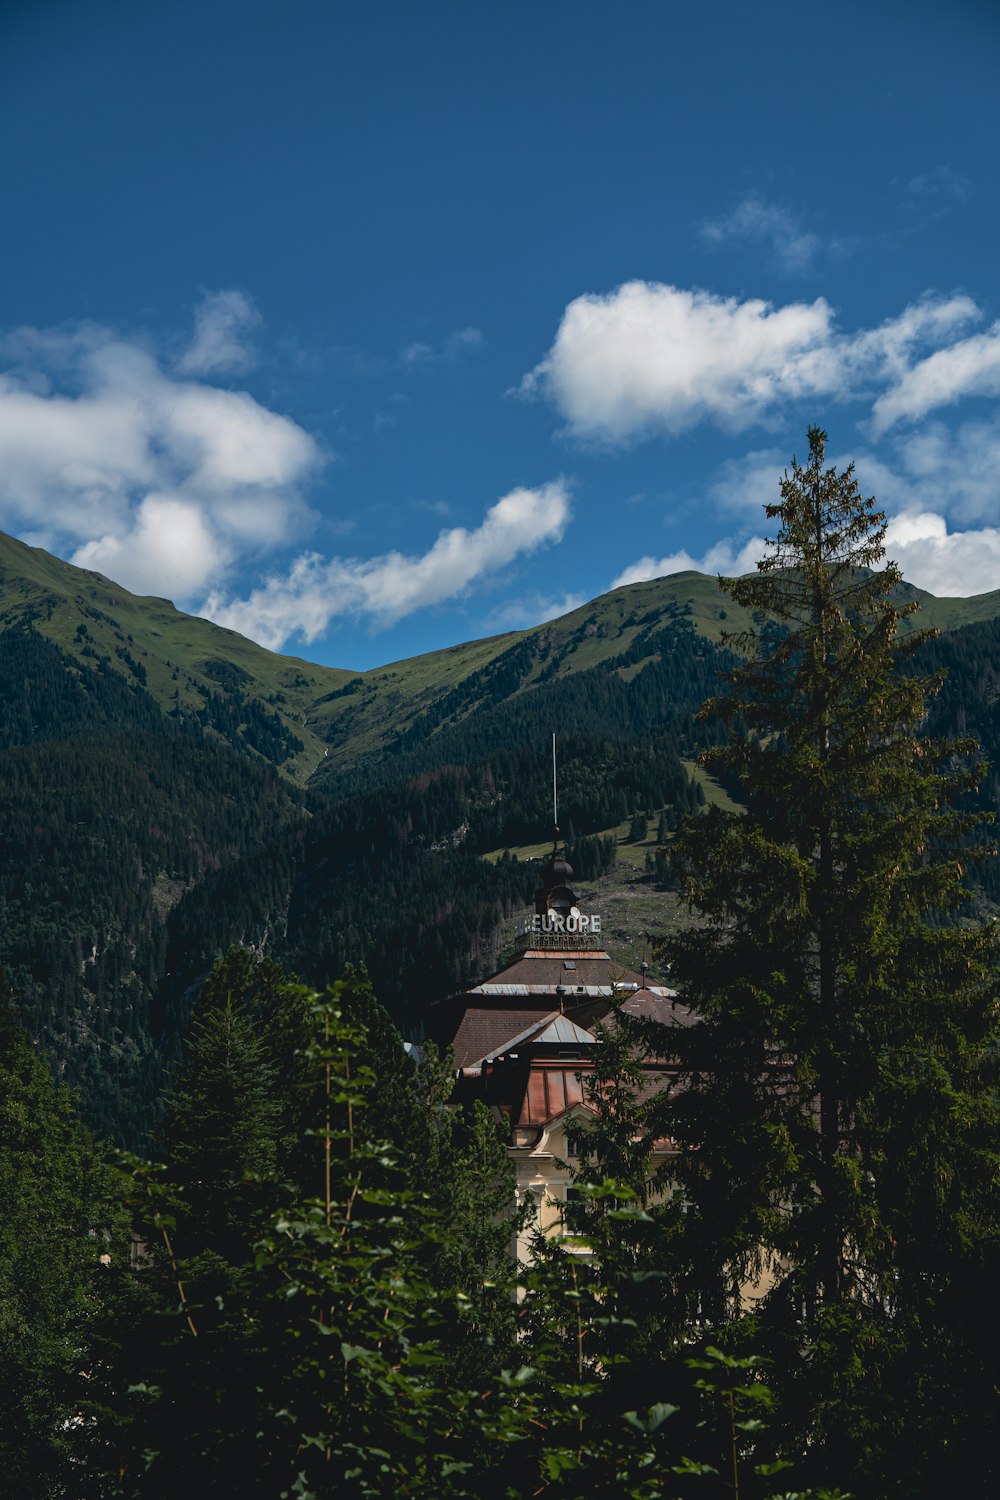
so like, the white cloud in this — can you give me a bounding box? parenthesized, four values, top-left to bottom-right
(847, 415, 1000, 528)
(177, 289, 261, 376)
(704, 446, 790, 514)
(154, 379, 319, 492)
(608, 510, 1000, 602)
(884, 511, 1000, 596)
(72, 495, 226, 599)
(519, 280, 979, 444)
(0, 312, 322, 602)
(700, 195, 822, 274)
(609, 514, 1000, 601)
(871, 322, 1000, 434)
(607, 425, 1000, 602)
(610, 535, 766, 590)
(202, 480, 572, 650)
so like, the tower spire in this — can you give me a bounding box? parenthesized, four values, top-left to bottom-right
(552, 731, 558, 843)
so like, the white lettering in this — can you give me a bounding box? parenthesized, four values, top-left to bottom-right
(523, 911, 602, 937)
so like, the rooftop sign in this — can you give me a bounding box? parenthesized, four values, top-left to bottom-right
(515, 911, 602, 939)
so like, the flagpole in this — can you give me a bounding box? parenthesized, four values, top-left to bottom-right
(552, 731, 557, 833)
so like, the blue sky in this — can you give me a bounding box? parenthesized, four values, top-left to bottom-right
(1, 0, 999, 669)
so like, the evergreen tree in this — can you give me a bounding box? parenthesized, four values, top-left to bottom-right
(0, 989, 122, 1495)
(96, 952, 299, 1496)
(413, 1047, 521, 1385)
(514, 1019, 842, 1499)
(656, 428, 1000, 1495)
(160, 966, 281, 1259)
(629, 810, 649, 843)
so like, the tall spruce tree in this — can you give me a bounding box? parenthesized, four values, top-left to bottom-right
(160, 969, 280, 1260)
(656, 428, 1000, 1496)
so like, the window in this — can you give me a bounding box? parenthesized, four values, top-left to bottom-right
(560, 1185, 590, 1240)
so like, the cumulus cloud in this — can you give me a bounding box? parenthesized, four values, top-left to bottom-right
(177, 289, 262, 376)
(608, 512, 1000, 601)
(609, 513, 1000, 600)
(699, 195, 822, 274)
(202, 480, 572, 650)
(606, 421, 1000, 603)
(610, 535, 766, 590)
(703, 446, 790, 514)
(73, 496, 226, 599)
(681, 420, 1000, 553)
(883, 511, 1000, 597)
(519, 280, 979, 444)
(845, 416, 1000, 529)
(0, 312, 322, 600)
(871, 322, 1000, 434)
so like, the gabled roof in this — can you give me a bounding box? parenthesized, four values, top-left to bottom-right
(531, 1015, 597, 1046)
(519, 1060, 591, 1127)
(466, 1011, 598, 1068)
(451, 1006, 556, 1070)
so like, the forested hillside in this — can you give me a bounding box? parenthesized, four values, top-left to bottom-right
(0, 610, 722, 1139)
(2, 529, 999, 1142)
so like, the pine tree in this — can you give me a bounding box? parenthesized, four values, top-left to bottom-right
(96, 953, 294, 1496)
(160, 969, 280, 1260)
(657, 428, 1000, 1495)
(412, 1047, 521, 1386)
(0, 989, 122, 1495)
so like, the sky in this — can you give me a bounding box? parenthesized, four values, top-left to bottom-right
(1, 0, 999, 670)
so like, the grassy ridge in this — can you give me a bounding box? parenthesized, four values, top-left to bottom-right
(0, 531, 352, 778)
(3, 529, 1000, 787)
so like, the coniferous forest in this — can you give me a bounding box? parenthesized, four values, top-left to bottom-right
(2, 434, 1000, 1496)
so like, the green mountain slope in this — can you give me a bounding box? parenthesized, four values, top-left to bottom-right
(4, 528, 1000, 784)
(302, 571, 1000, 778)
(0, 531, 353, 778)
(2, 528, 999, 1143)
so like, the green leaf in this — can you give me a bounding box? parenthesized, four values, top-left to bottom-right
(624, 1403, 679, 1433)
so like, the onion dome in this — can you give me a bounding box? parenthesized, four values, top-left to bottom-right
(534, 830, 577, 916)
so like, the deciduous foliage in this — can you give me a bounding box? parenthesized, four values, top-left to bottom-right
(0, 941, 848, 1497)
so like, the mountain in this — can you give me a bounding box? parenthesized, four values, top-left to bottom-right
(0, 530, 353, 779)
(1, 527, 999, 1142)
(7, 528, 1000, 786)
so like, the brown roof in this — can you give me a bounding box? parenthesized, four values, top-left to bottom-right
(451, 1006, 558, 1069)
(479, 947, 653, 991)
(445, 964, 693, 1069)
(616, 987, 699, 1027)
